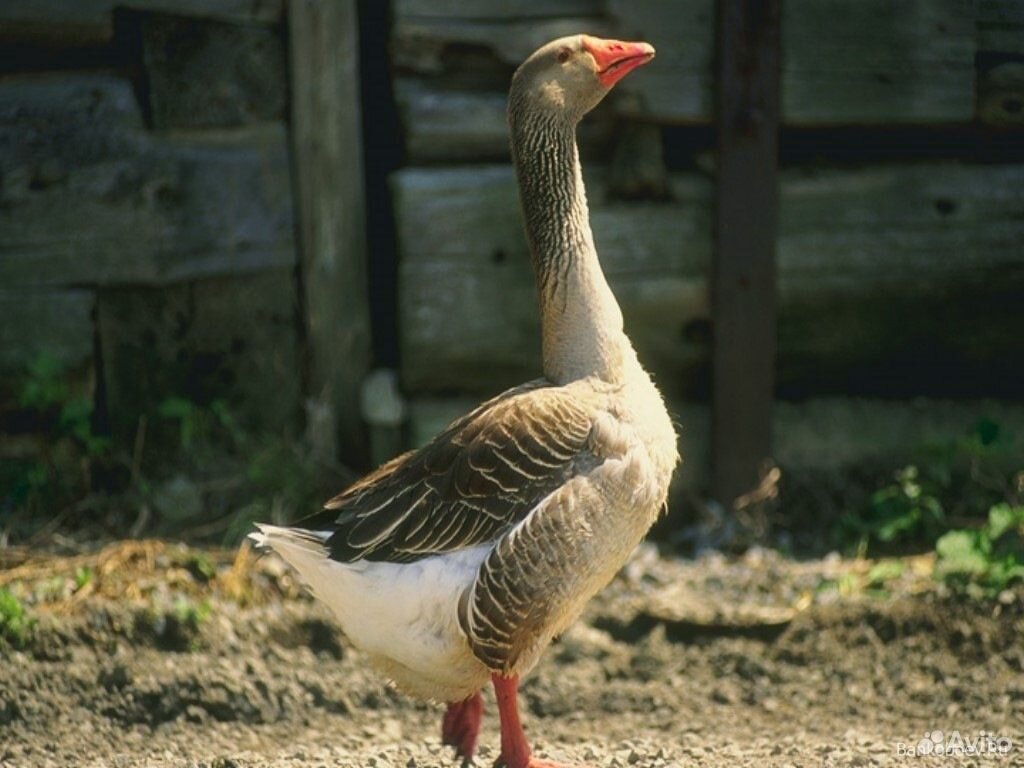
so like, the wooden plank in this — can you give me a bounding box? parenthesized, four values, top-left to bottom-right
(140, 12, 287, 129)
(126, 0, 284, 24)
(782, 0, 975, 124)
(0, 290, 94, 371)
(977, 1, 1024, 124)
(977, 0, 1024, 55)
(152, 128, 295, 281)
(393, 162, 1024, 399)
(608, 123, 671, 200)
(394, 166, 711, 395)
(96, 270, 300, 438)
(711, 0, 781, 509)
(391, 15, 608, 76)
(776, 163, 1024, 396)
(393, 78, 617, 163)
(0, 74, 160, 284)
(393, 81, 509, 161)
(391, 0, 976, 136)
(289, 0, 371, 467)
(0, 75, 294, 287)
(408, 397, 1024, 489)
(0, 0, 283, 45)
(978, 63, 1024, 124)
(394, 0, 602, 18)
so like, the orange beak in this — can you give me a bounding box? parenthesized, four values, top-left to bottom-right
(581, 35, 656, 88)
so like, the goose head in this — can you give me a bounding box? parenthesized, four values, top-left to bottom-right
(510, 34, 655, 125)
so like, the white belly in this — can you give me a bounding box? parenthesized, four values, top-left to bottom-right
(254, 526, 492, 701)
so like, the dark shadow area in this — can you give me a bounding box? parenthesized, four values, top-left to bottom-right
(357, 0, 403, 368)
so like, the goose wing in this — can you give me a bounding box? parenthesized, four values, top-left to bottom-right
(309, 382, 605, 564)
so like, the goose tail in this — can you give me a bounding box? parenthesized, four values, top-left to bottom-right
(249, 522, 328, 554)
(248, 523, 335, 587)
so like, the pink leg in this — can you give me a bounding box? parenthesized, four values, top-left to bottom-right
(492, 674, 575, 768)
(442, 691, 484, 762)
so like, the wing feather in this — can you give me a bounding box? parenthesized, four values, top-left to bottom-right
(298, 382, 603, 564)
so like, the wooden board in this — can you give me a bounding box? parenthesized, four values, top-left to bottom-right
(781, 0, 975, 124)
(393, 162, 1024, 399)
(393, 78, 618, 162)
(394, 165, 711, 395)
(394, 0, 603, 18)
(0, 0, 282, 46)
(977, 0, 1024, 125)
(289, 0, 371, 467)
(711, 0, 781, 508)
(408, 397, 1024, 489)
(391, 0, 976, 130)
(96, 270, 300, 438)
(977, 0, 1024, 55)
(392, 15, 608, 77)
(140, 12, 287, 129)
(0, 74, 295, 287)
(0, 290, 94, 372)
(393, 81, 510, 162)
(978, 63, 1024, 124)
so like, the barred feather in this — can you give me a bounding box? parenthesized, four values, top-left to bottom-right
(294, 381, 606, 565)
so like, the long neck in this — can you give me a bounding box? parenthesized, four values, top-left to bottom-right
(510, 107, 628, 385)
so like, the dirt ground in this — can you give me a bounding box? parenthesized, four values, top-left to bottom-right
(1, 541, 1022, 768)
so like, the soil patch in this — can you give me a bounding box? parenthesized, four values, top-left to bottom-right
(2, 542, 1022, 767)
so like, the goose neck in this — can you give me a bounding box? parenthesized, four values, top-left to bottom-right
(510, 109, 629, 385)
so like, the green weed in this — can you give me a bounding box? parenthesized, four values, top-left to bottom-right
(0, 589, 35, 649)
(839, 418, 1022, 555)
(2, 354, 109, 525)
(19, 354, 108, 456)
(151, 395, 321, 543)
(935, 503, 1024, 596)
(172, 596, 212, 630)
(844, 465, 945, 547)
(74, 566, 94, 591)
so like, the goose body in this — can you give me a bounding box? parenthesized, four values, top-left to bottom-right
(254, 369, 676, 702)
(251, 33, 677, 768)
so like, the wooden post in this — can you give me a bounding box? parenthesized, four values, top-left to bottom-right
(711, 0, 781, 509)
(289, 0, 371, 468)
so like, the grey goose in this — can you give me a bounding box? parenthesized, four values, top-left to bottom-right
(251, 33, 678, 768)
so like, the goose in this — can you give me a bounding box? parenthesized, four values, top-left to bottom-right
(251, 34, 677, 768)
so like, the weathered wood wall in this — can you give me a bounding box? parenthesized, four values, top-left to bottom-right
(394, 163, 1024, 400)
(388, 0, 1024, 481)
(390, 0, 1021, 164)
(0, 1, 284, 45)
(4, 0, 1023, 492)
(0, 77, 293, 288)
(0, 2, 301, 441)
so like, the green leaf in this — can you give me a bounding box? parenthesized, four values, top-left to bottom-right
(59, 397, 94, 443)
(158, 397, 197, 420)
(866, 560, 905, 587)
(935, 530, 988, 577)
(875, 511, 920, 542)
(986, 503, 1024, 541)
(0, 589, 24, 622)
(0, 588, 34, 648)
(74, 566, 93, 591)
(19, 353, 68, 411)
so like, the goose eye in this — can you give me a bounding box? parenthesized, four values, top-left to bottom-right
(556, 48, 571, 64)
